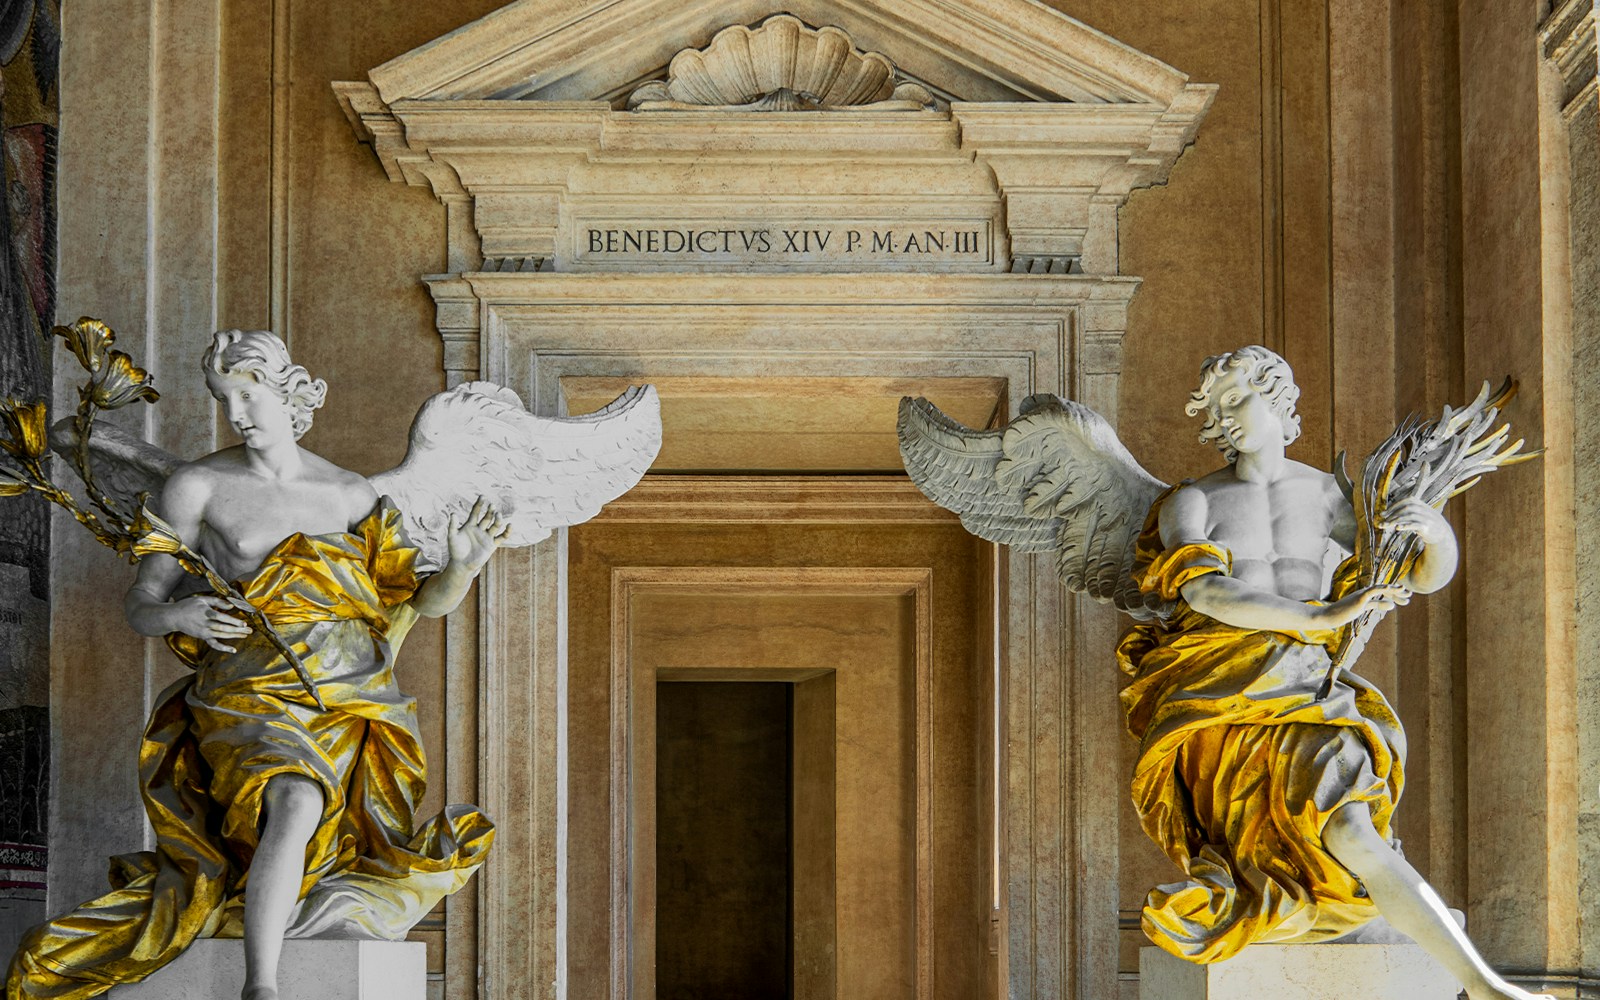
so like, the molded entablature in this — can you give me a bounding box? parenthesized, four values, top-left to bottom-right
(333, 0, 1216, 275)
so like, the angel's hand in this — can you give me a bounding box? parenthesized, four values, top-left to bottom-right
(445, 496, 511, 575)
(1317, 584, 1412, 628)
(1377, 498, 1453, 546)
(166, 594, 253, 653)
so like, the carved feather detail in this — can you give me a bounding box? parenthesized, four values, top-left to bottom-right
(898, 394, 1171, 620)
(49, 417, 183, 510)
(371, 382, 661, 572)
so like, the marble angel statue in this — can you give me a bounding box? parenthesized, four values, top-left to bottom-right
(2, 324, 660, 1000)
(898, 346, 1548, 1000)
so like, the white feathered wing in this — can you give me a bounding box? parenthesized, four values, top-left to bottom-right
(372, 382, 662, 572)
(897, 393, 1171, 620)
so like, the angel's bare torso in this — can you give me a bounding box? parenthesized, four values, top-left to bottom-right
(1161, 458, 1354, 602)
(166, 447, 376, 581)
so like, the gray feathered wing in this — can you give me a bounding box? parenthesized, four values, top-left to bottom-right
(48, 417, 183, 511)
(371, 382, 662, 572)
(897, 394, 1171, 620)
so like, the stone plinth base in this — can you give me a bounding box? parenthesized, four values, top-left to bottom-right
(1140, 944, 1461, 1000)
(107, 939, 425, 999)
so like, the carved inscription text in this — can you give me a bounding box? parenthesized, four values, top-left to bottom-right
(571, 219, 994, 269)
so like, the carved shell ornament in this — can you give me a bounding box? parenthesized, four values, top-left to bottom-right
(627, 14, 936, 112)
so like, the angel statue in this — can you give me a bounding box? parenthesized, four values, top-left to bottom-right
(2, 324, 661, 1000)
(898, 345, 1549, 1000)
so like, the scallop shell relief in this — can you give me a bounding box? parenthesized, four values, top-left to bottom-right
(627, 15, 936, 112)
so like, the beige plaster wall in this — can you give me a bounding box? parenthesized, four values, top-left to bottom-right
(1563, 78, 1600, 995)
(52, 0, 1371, 975)
(49, 0, 1586, 993)
(1458, 0, 1580, 977)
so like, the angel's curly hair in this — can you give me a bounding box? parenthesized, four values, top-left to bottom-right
(1185, 345, 1301, 462)
(202, 329, 328, 440)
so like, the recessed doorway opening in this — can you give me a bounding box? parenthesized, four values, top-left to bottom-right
(654, 673, 840, 1000)
(586, 539, 993, 1000)
(655, 681, 794, 1000)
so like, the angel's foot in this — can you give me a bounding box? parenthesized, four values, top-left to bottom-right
(1464, 973, 1556, 1000)
(242, 986, 279, 1000)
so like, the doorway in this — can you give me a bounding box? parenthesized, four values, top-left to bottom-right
(566, 482, 997, 1000)
(654, 680, 794, 1000)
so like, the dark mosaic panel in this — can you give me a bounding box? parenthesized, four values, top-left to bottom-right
(0, 706, 46, 844)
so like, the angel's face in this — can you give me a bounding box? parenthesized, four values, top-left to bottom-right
(206, 370, 298, 449)
(1208, 369, 1287, 457)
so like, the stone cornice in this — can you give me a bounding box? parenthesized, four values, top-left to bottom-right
(1541, 0, 1598, 118)
(362, 0, 1199, 106)
(336, 87, 1214, 273)
(335, 2, 1215, 275)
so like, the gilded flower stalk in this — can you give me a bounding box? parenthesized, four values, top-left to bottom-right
(128, 500, 324, 707)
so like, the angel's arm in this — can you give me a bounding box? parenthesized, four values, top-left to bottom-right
(123, 466, 252, 652)
(1164, 485, 1405, 632)
(1381, 497, 1458, 594)
(411, 497, 511, 618)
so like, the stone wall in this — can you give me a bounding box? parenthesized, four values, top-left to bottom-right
(38, 0, 1595, 996)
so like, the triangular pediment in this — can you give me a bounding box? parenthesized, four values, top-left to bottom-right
(365, 0, 1197, 106)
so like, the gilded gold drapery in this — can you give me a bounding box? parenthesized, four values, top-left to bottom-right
(6, 502, 493, 999)
(1117, 503, 1404, 964)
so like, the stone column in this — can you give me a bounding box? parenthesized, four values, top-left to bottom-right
(1541, 0, 1600, 986)
(53, 0, 223, 912)
(1458, 0, 1585, 982)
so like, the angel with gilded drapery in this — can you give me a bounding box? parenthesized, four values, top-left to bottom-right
(899, 346, 1549, 1000)
(2, 325, 660, 1000)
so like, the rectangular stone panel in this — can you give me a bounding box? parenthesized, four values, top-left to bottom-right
(108, 940, 426, 999)
(569, 218, 995, 270)
(1138, 944, 1459, 1000)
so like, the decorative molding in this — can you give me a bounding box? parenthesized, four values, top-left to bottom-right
(359, 0, 1203, 106)
(1010, 255, 1082, 275)
(593, 475, 960, 523)
(479, 255, 548, 272)
(1258, 0, 1285, 353)
(331, 81, 412, 185)
(421, 275, 481, 379)
(1542, 0, 1599, 118)
(333, 2, 1214, 276)
(1504, 973, 1600, 999)
(626, 14, 936, 112)
(609, 566, 937, 1000)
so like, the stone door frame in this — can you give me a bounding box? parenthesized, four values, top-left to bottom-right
(431, 270, 1135, 999)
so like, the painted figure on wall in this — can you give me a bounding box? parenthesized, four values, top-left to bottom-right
(0, 324, 661, 1000)
(898, 346, 1550, 1000)
(0, 0, 60, 912)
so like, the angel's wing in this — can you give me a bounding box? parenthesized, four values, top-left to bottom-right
(371, 382, 662, 572)
(49, 417, 183, 511)
(897, 394, 1170, 620)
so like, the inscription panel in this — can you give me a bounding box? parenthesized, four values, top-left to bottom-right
(568, 217, 997, 271)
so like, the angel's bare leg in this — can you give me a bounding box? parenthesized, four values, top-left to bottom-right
(243, 774, 323, 1000)
(1322, 803, 1555, 1000)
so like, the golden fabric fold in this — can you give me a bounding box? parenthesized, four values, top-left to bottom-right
(6, 500, 493, 1000)
(1117, 499, 1403, 964)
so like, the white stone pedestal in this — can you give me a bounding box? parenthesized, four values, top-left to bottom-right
(107, 939, 426, 999)
(1140, 944, 1462, 1000)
